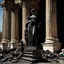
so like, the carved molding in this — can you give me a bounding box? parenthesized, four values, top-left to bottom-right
(2, 0, 40, 12)
(2, 0, 20, 12)
(2, 0, 14, 10)
(22, 0, 40, 13)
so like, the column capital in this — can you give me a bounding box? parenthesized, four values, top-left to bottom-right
(3, 7, 6, 10)
(22, 2, 26, 8)
(11, 4, 20, 13)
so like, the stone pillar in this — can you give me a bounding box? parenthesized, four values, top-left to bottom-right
(1, 7, 11, 50)
(42, 0, 60, 52)
(10, 10, 19, 49)
(22, 2, 27, 45)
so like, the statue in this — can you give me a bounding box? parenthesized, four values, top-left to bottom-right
(23, 9, 42, 62)
(25, 9, 37, 46)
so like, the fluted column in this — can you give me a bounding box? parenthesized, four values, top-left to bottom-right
(22, 2, 27, 45)
(10, 10, 19, 49)
(43, 0, 60, 52)
(1, 7, 11, 50)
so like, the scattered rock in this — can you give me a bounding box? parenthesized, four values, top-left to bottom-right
(0, 57, 8, 62)
(0, 53, 3, 57)
(11, 60, 18, 63)
(7, 54, 13, 59)
(17, 53, 23, 59)
(62, 49, 64, 52)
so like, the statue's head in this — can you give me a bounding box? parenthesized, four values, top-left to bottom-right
(31, 9, 35, 15)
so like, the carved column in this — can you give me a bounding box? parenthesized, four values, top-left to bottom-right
(1, 7, 11, 50)
(10, 10, 19, 49)
(42, 0, 60, 52)
(22, 2, 27, 45)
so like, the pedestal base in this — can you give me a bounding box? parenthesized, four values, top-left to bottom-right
(10, 39, 19, 49)
(42, 42, 61, 52)
(1, 39, 9, 50)
(22, 46, 42, 63)
(0, 43, 8, 50)
(10, 42, 19, 49)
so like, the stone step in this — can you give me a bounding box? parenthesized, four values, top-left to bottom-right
(25, 46, 40, 52)
(23, 54, 40, 58)
(24, 52, 33, 54)
(21, 57, 37, 62)
(24, 51, 41, 55)
(24, 54, 33, 57)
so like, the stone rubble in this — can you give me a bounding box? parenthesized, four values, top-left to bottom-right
(0, 43, 64, 64)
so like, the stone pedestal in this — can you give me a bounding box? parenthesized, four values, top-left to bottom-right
(1, 7, 11, 50)
(42, 0, 60, 52)
(10, 11, 19, 49)
(22, 46, 42, 63)
(10, 39, 19, 49)
(43, 37, 60, 52)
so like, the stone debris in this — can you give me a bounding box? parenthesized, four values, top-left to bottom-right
(11, 59, 19, 63)
(0, 57, 8, 62)
(62, 49, 64, 52)
(41, 50, 60, 63)
(0, 45, 64, 64)
(0, 53, 3, 59)
(7, 54, 13, 59)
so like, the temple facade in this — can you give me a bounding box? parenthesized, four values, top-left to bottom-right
(0, 0, 64, 52)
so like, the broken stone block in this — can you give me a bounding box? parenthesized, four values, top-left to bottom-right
(11, 60, 18, 63)
(17, 53, 23, 59)
(12, 51, 18, 56)
(7, 54, 13, 59)
(0, 53, 3, 57)
(0, 57, 8, 62)
(13, 57, 17, 60)
(62, 49, 64, 52)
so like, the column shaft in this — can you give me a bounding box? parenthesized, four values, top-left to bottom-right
(11, 11, 19, 49)
(46, 0, 57, 39)
(1, 8, 11, 50)
(22, 2, 27, 44)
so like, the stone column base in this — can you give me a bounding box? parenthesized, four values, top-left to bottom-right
(0, 39, 9, 50)
(42, 42, 61, 52)
(10, 39, 19, 49)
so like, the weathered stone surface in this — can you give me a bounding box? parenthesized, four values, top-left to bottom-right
(0, 53, 3, 57)
(11, 60, 18, 63)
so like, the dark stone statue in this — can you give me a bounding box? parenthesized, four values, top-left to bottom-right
(25, 9, 37, 46)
